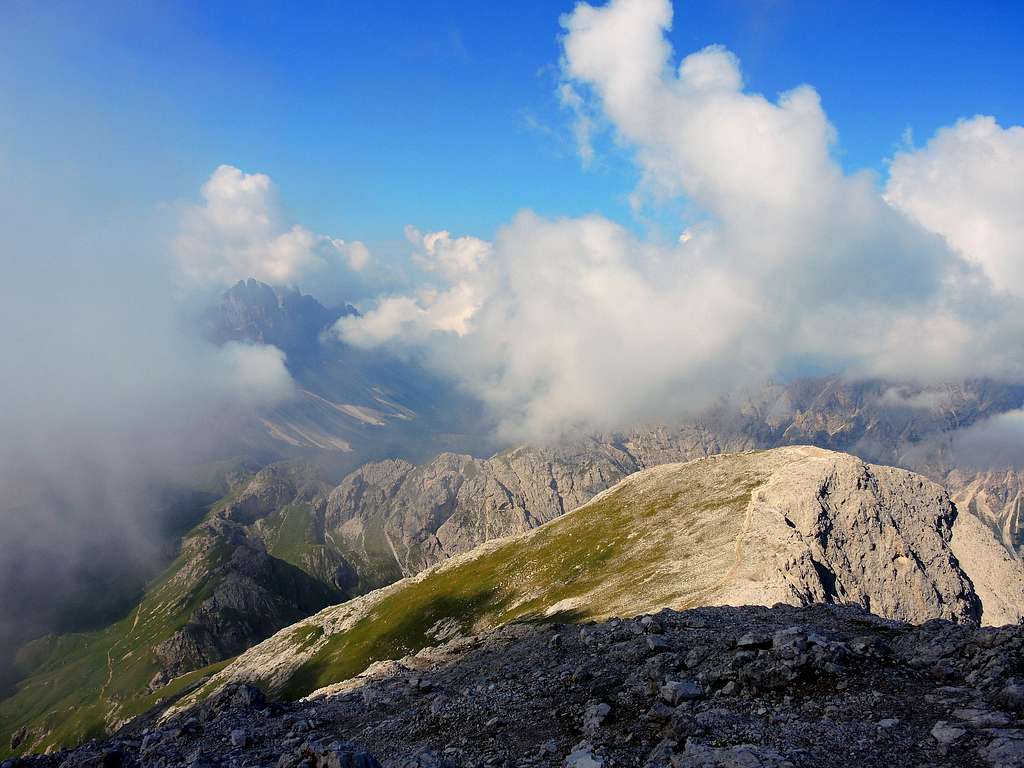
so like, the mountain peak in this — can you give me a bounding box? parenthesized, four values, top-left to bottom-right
(207, 279, 357, 355)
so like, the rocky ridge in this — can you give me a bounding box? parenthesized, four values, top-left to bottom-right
(14, 603, 1024, 768)
(302, 377, 1024, 596)
(167, 447, 1020, 714)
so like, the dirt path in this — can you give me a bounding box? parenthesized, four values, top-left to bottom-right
(99, 649, 115, 701)
(676, 482, 760, 610)
(724, 491, 756, 583)
(99, 604, 142, 702)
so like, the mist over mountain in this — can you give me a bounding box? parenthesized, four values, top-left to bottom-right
(0, 273, 490, 695)
(206, 278, 358, 356)
(2, 0, 1024, 763)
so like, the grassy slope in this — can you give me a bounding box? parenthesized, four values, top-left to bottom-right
(0, 531, 234, 757)
(278, 455, 764, 699)
(0, 474, 265, 757)
(0, 463, 364, 758)
(3, 452, 767, 754)
(0, 469, 408, 757)
(265, 503, 318, 570)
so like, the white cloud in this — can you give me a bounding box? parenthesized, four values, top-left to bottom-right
(336, 239, 371, 271)
(886, 116, 1024, 296)
(951, 408, 1024, 469)
(406, 225, 491, 279)
(214, 342, 295, 406)
(558, 83, 597, 167)
(174, 164, 371, 287)
(336, 226, 493, 345)
(876, 386, 948, 411)
(337, 0, 1024, 441)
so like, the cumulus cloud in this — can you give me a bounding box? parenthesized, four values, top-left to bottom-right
(339, 239, 372, 271)
(407, 225, 492, 279)
(887, 116, 1024, 296)
(338, 0, 1024, 440)
(214, 341, 295, 405)
(175, 164, 371, 288)
(337, 226, 493, 345)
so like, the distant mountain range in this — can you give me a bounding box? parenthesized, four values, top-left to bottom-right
(4, 279, 1024, 758)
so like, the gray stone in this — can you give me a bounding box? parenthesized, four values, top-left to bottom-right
(673, 740, 794, 767)
(641, 616, 663, 634)
(998, 682, 1024, 713)
(931, 721, 968, 745)
(648, 636, 671, 653)
(981, 732, 1024, 768)
(565, 743, 604, 768)
(662, 680, 704, 705)
(583, 702, 612, 736)
(953, 708, 1012, 728)
(646, 702, 675, 722)
(773, 628, 808, 654)
(735, 633, 772, 651)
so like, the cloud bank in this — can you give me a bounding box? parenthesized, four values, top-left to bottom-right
(951, 409, 1024, 470)
(0, 155, 394, 670)
(886, 116, 1024, 296)
(337, 0, 1024, 441)
(0, 165, 303, 679)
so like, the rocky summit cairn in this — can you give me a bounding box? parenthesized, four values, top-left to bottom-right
(11, 603, 1024, 768)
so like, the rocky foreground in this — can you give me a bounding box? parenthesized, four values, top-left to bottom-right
(12, 603, 1024, 768)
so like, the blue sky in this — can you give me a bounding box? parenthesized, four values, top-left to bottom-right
(2, 0, 1022, 250)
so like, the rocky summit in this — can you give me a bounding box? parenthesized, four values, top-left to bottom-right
(12, 603, 1024, 768)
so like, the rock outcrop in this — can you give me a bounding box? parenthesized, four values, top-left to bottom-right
(205, 278, 356, 357)
(150, 539, 338, 688)
(318, 441, 641, 584)
(949, 469, 1024, 556)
